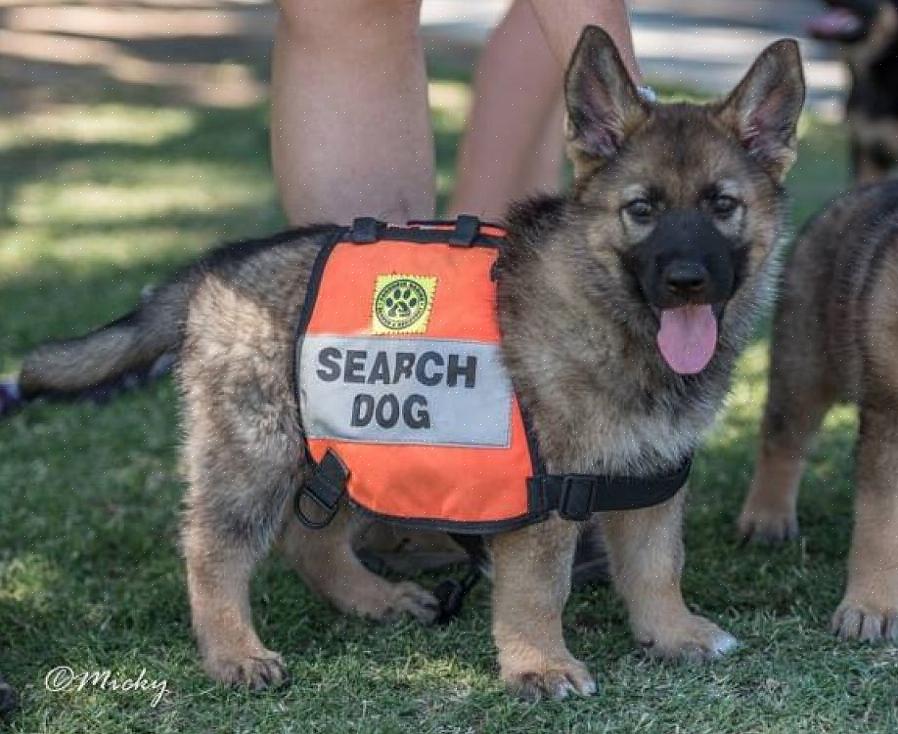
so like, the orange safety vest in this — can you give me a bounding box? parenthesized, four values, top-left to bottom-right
(293, 217, 691, 534)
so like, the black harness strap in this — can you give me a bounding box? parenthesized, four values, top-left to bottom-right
(528, 456, 693, 522)
(296, 451, 693, 529)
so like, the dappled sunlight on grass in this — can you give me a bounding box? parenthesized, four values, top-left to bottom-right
(787, 115, 849, 224)
(821, 405, 858, 433)
(0, 553, 60, 606)
(430, 81, 469, 211)
(724, 341, 770, 411)
(428, 80, 470, 129)
(0, 228, 215, 272)
(0, 105, 196, 149)
(12, 171, 272, 226)
(812, 405, 858, 488)
(0, 103, 281, 362)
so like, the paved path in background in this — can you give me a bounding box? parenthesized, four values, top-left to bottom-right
(0, 0, 844, 114)
(423, 0, 843, 112)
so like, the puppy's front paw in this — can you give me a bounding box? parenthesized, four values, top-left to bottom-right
(831, 601, 898, 643)
(639, 614, 738, 662)
(737, 504, 799, 545)
(203, 648, 288, 691)
(501, 656, 597, 702)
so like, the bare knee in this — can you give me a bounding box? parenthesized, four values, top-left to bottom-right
(276, 0, 422, 43)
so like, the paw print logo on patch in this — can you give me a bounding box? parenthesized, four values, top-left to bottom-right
(372, 275, 437, 334)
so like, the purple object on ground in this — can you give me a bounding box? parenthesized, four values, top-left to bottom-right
(0, 379, 23, 417)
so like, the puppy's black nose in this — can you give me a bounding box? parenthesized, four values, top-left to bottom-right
(663, 261, 710, 296)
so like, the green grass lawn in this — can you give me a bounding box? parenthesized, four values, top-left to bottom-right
(3, 73, 897, 734)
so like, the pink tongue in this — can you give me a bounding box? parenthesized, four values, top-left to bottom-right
(657, 305, 718, 375)
(807, 9, 863, 38)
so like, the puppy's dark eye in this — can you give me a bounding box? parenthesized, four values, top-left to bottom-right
(711, 195, 739, 217)
(623, 199, 654, 223)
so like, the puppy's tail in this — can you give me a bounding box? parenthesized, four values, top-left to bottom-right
(2, 278, 192, 416)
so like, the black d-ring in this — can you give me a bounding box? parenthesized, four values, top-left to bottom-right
(294, 488, 339, 530)
(294, 449, 348, 529)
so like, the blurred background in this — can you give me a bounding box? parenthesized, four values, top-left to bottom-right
(0, 0, 846, 113)
(0, 1, 852, 366)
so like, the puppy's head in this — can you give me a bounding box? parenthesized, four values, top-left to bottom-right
(562, 27, 805, 375)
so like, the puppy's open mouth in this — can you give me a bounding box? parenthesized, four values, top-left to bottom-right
(652, 304, 723, 375)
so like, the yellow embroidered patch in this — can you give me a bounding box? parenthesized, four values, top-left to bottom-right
(372, 274, 437, 334)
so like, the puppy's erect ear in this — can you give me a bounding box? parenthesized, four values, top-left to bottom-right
(716, 39, 806, 182)
(564, 25, 649, 174)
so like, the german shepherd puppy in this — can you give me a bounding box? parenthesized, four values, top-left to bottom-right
(809, 0, 898, 181)
(738, 181, 898, 642)
(7, 29, 805, 699)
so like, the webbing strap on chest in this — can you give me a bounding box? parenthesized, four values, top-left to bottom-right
(527, 456, 692, 521)
(295, 449, 692, 529)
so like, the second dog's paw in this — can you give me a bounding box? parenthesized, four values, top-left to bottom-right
(831, 602, 898, 643)
(736, 505, 799, 545)
(502, 657, 597, 702)
(639, 614, 739, 663)
(204, 648, 288, 691)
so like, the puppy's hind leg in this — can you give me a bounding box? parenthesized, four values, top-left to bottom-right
(181, 366, 301, 690)
(738, 379, 832, 544)
(183, 458, 295, 690)
(280, 509, 441, 625)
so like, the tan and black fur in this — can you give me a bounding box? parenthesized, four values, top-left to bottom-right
(738, 181, 898, 642)
(810, 0, 898, 182)
(10, 30, 805, 699)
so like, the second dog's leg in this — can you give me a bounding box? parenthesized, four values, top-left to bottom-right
(603, 490, 738, 661)
(739, 388, 832, 543)
(831, 404, 898, 642)
(738, 309, 835, 543)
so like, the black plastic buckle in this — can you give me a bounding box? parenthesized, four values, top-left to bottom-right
(433, 565, 481, 624)
(449, 214, 480, 246)
(557, 475, 598, 521)
(348, 217, 383, 243)
(294, 450, 348, 529)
